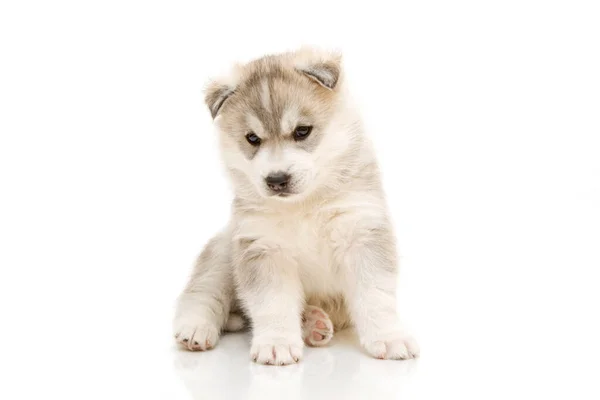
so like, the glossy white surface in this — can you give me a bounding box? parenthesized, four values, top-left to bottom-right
(1, 1, 599, 399)
(174, 331, 418, 400)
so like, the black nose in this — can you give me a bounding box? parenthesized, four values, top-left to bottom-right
(265, 172, 291, 192)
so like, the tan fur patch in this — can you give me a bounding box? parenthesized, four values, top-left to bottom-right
(210, 50, 342, 158)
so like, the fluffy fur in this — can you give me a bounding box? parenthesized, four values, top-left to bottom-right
(173, 48, 419, 365)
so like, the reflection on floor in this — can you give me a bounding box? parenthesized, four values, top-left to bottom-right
(174, 329, 418, 400)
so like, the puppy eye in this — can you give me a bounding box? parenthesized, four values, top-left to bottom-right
(293, 125, 312, 141)
(245, 132, 261, 146)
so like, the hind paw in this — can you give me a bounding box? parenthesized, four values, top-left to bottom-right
(302, 305, 334, 347)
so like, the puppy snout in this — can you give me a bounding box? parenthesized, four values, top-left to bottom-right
(265, 172, 291, 192)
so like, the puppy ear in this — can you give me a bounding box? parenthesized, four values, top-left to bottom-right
(299, 61, 340, 89)
(204, 81, 234, 119)
(295, 49, 342, 89)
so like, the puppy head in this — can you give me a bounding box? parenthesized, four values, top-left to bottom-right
(205, 48, 359, 201)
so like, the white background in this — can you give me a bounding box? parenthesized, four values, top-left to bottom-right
(1, 1, 599, 399)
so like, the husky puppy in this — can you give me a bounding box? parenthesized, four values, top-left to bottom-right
(174, 48, 419, 365)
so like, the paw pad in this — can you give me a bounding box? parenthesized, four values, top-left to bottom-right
(302, 305, 334, 347)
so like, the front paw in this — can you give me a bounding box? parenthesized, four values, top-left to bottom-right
(250, 336, 303, 366)
(173, 314, 220, 351)
(363, 333, 420, 360)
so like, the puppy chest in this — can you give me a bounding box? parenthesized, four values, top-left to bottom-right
(275, 215, 345, 288)
(240, 213, 338, 270)
(275, 217, 331, 262)
(236, 207, 366, 289)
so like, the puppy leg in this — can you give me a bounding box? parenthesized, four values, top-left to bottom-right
(341, 227, 420, 360)
(174, 233, 233, 351)
(235, 241, 304, 365)
(302, 305, 334, 347)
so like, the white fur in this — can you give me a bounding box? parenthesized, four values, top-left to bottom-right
(174, 49, 419, 365)
(259, 79, 271, 113)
